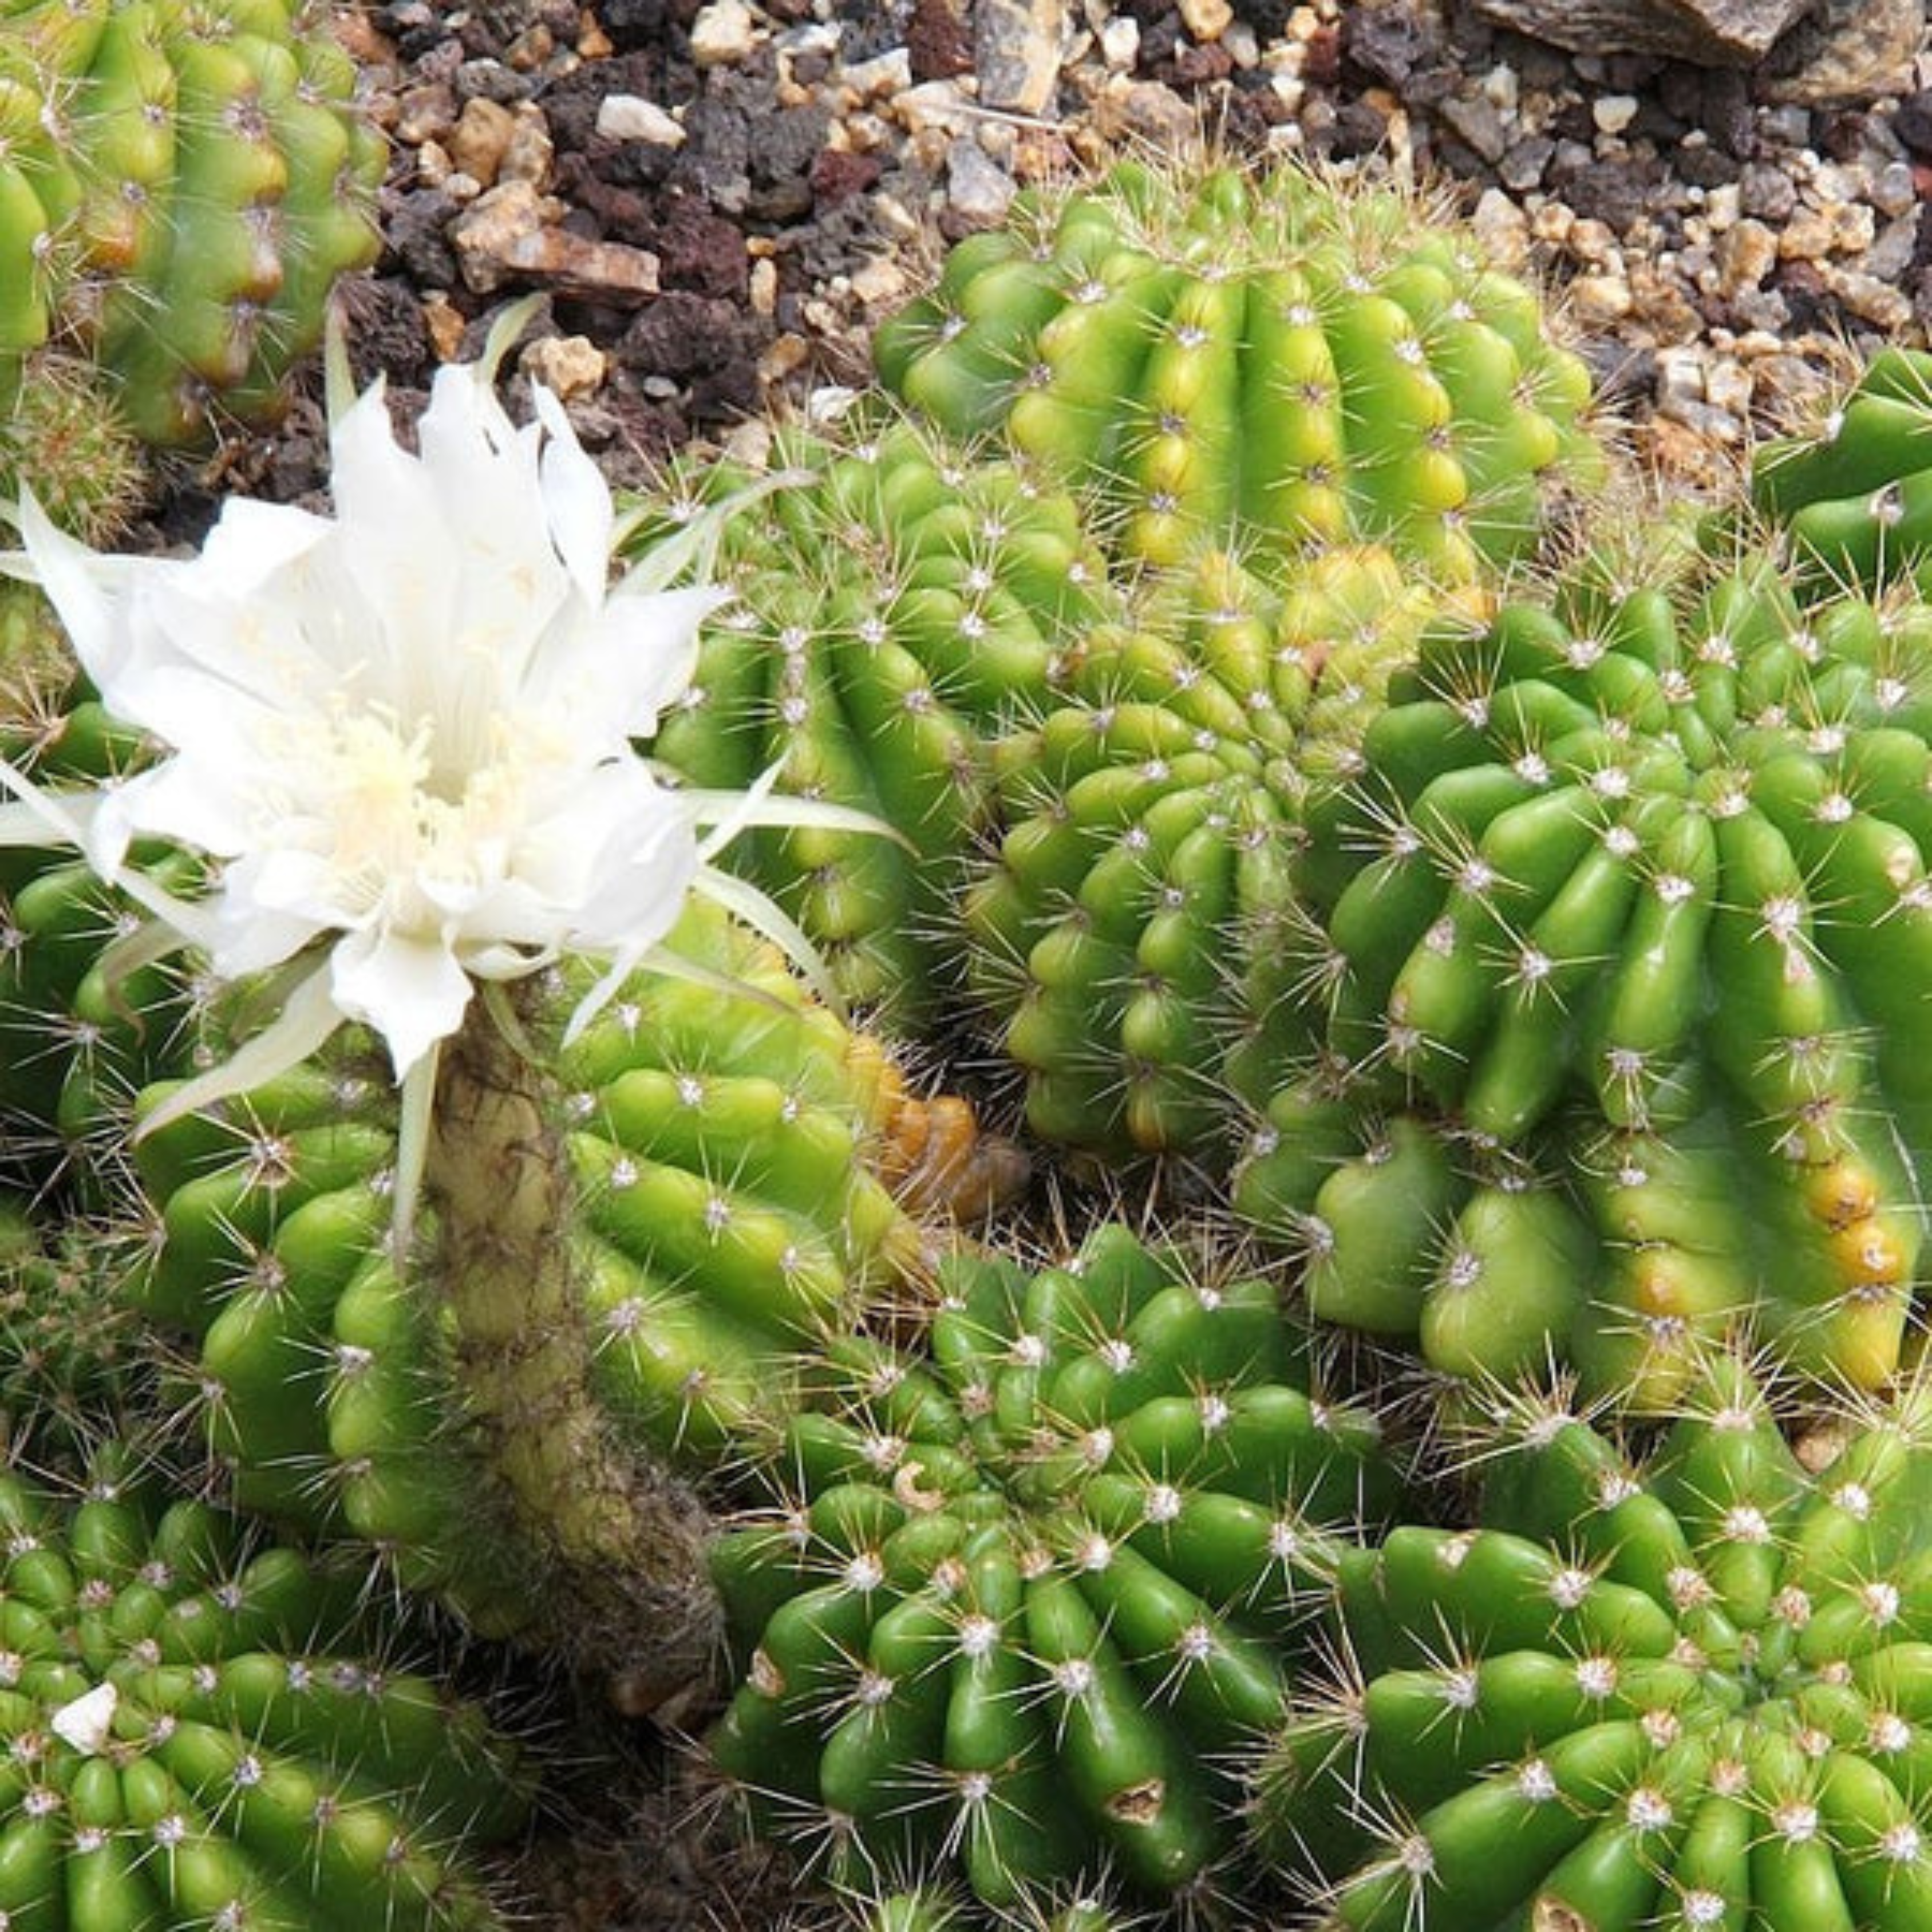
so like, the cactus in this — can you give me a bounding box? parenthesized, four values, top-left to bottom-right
(0, 1207, 157, 1464)
(872, 157, 1606, 585)
(707, 1223, 1400, 1911)
(1751, 346, 1932, 600)
(0, 681, 200, 1199)
(120, 900, 1000, 1661)
(1255, 1350, 1932, 1932)
(1232, 546, 1932, 1405)
(635, 414, 1116, 1025)
(0, 0, 385, 447)
(962, 545, 1485, 1160)
(0, 1443, 530, 1930)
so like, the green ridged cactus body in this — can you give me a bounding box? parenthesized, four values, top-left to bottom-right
(0, 0, 384, 445)
(1752, 346, 1932, 599)
(0, 1448, 529, 1930)
(707, 1224, 1400, 1910)
(123, 902, 948, 1641)
(1234, 555, 1932, 1404)
(872, 159, 1605, 584)
(0, 1213, 155, 1463)
(1255, 1354, 1932, 1932)
(0, 689, 199, 1196)
(638, 416, 1116, 1024)
(962, 546, 1487, 1159)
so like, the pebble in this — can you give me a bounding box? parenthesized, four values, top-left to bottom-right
(1175, 0, 1232, 43)
(521, 334, 607, 400)
(1098, 14, 1139, 70)
(948, 136, 1017, 222)
(975, 0, 1062, 113)
(689, 0, 758, 68)
(1593, 93, 1639, 136)
(1716, 218, 1779, 294)
(595, 94, 686, 144)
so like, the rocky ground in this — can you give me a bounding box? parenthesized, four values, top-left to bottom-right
(167, 0, 1932, 535)
(164, 1, 1932, 1926)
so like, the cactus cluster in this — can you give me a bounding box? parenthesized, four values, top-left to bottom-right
(873, 160, 1605, 584)
(0, 0, 385, 448)
(1257, 1350, 1932, 1931)
(36, 112, 1932, 1932)
(708, 1225, 1398, 1912)
(0, 1447, 528, 1930)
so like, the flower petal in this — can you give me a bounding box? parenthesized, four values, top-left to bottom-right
(329, 922, 475, 1081)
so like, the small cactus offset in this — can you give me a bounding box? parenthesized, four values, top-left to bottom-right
(1255, 1350, 1932, 1932)
(1751, 346, 1932, 599)
(872, 157, 1606, 584)
(0, 0, 385, 446)
(638, 414, 1115, 1025)
(1234, 545, 1932, 1404)
(707, 1223, 1400, 1912)
(0, 1444, 530, 1930)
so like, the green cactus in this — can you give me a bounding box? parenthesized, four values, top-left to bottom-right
(0, 0, 385, 447)
(872, 157, 1606, 585)
(962, 546, 1486, 1160)
(635, 414, 1116, 1025)
(1232, 544, 1932, 1405)
(1255, 1350, 1932, 1932)
(706, 1223, 1400, 1911)
(0, 1443, 530, 1930)
(1751, 346, 1932, 600)
(120, 900, 992, 1661)
(0, 1208, 159, 1465)
(0, 682, 200, 1199)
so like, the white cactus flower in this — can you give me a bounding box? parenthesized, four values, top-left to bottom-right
(0, 305, 873, 1234)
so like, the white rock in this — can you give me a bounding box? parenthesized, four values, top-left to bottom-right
(843, 47, 911, 100)
(690, 0, 758, 68)
(948, 136, 1015, 223)
(1592, 93, 1638, 137)
(1099, 14, 1140, 69)
(595, 94, 686, 145)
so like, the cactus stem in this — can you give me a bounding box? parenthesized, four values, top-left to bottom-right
(426, 981, 721, 1709)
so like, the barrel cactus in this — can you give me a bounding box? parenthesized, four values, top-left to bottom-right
(638, 414, 1115, 1024)
(872, 157, 1606, 584)
(707, 1224, 1400, 1911)
(0, 0, 385, 446)
(1257, 1350, 1932, 1932)
(1232, 545, 1932, 1405)
(962, 544, 1484, 1159)
(0, 1445, 530, 1930)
